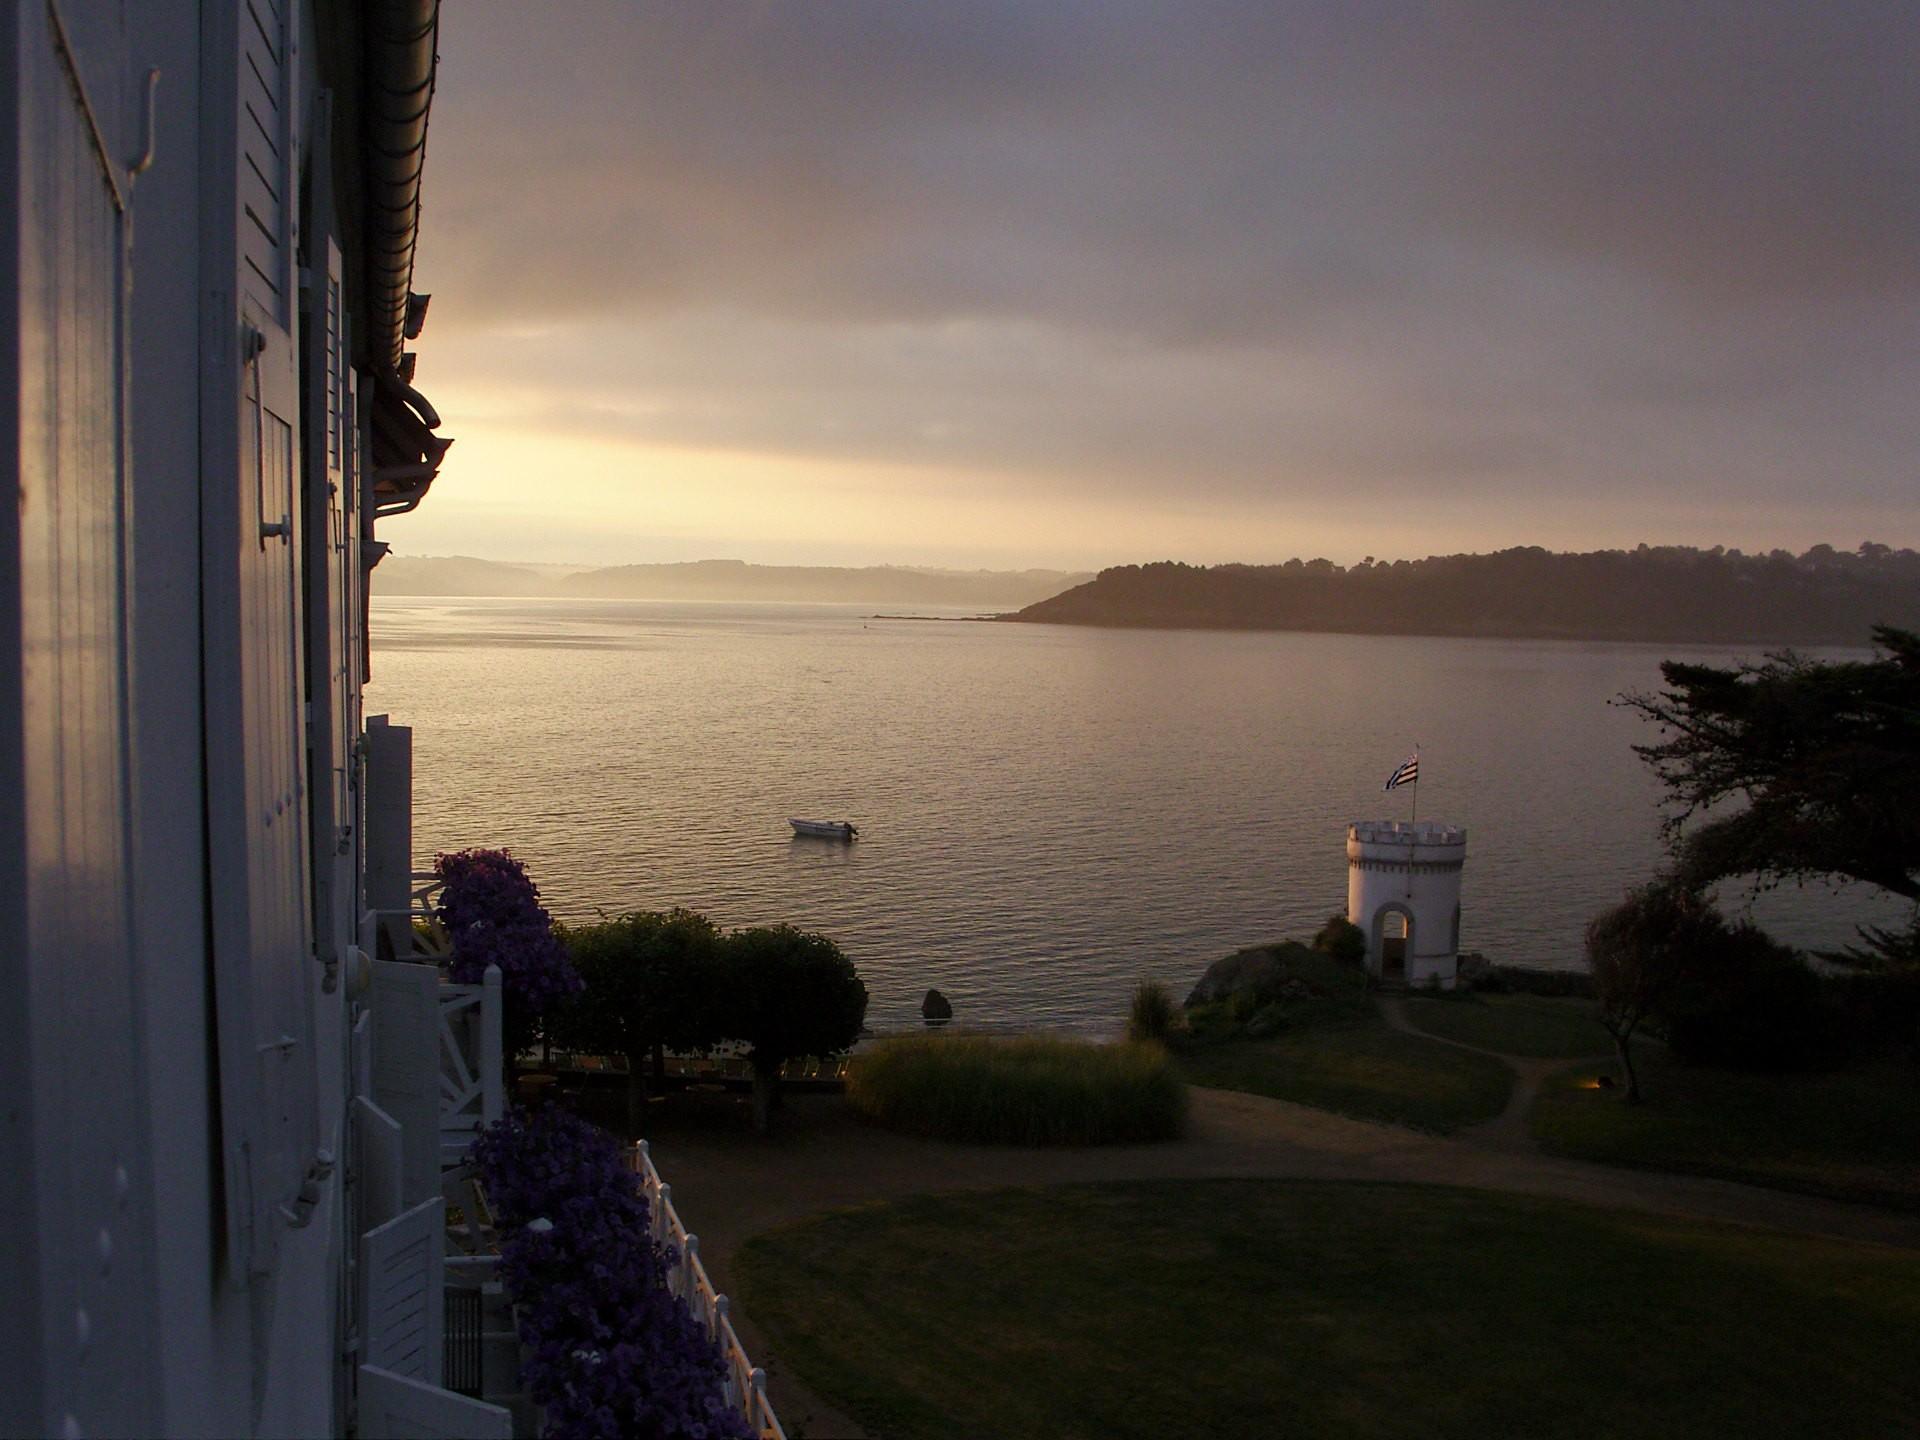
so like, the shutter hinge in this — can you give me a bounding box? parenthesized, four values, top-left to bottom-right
(279, 1149, 335, 1229)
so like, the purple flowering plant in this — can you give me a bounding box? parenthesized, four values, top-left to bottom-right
(433, 848, 583, 1019)
(470, 1108, 752, 1440)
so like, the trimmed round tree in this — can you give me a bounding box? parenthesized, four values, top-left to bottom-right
(555, 909, 725, 1136)
(719, 925, 868, 1132)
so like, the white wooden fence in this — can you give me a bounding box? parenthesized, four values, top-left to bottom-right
(408, 869, 454, 958)
(630, 1142, 788, 1440)
(439, 966, 504, 1165)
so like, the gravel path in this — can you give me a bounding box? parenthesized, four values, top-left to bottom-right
(1374, 993, 1614, 1151)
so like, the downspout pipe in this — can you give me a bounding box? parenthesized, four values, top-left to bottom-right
(365, 0, 439, 373)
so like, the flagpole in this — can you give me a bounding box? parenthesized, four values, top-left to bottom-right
(1410, 744, 1419, 827)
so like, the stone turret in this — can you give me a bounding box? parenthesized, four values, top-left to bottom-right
(1346, 821, 1467, 989)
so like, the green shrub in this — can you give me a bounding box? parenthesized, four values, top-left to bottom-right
(847, 1035, 1187, 1145)
(1483, 964, 1595, 999)
(1660, 922, 1846, 1073)
(1312, 914, 1367, 966)
(1127, 980, 1177, 1044)
(1828, 968, 1920, 1057)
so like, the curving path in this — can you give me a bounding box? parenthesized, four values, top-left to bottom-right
(646, 1076, 1920, 1439)
(1375, 994, 1614, 1151)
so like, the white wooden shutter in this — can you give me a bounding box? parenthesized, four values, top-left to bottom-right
(371, 959, 443, 1205)
(359, 1195, 444, 1382)
(3, 6, 160, 1434)
(238, 0, 293, 323)
(203, 0, 320, 1277)
(358, 1365, 513, 1440)
(303, 113, 356, 980)
(353, 1095, 405, 1240)
(339, 290, 363, 744)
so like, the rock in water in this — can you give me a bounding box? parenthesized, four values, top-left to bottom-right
(1184, 947, 1287, 1008)
(921, 988, 954, 1024)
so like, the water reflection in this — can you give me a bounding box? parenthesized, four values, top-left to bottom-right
(370, 598, 1905, 1035)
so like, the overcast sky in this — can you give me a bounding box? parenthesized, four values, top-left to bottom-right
(398, 1, 1918, 569)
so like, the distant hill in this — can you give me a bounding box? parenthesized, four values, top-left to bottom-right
(1010, 545, 1920, 645)
(375, 554, 1090, 607)
(557, 559, 1090, 606)
(373, 554, 554, 595)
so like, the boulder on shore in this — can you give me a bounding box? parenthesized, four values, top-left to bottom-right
(921, 988, 954, 1024)
(1185, 947, 1287, 1008)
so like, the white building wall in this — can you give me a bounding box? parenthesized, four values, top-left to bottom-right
(7, 3, 445, 1434)
(1346, 822, 1467, 989)
(1, 4, 374, 1435)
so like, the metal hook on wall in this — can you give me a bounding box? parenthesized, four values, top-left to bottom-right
(128, 68, 160, 179)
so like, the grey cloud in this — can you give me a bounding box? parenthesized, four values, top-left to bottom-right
(410, 1, 1920, 539)
(424, 2, 1917, 325)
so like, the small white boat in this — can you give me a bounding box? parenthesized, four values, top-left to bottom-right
(790, 818, 858, 841)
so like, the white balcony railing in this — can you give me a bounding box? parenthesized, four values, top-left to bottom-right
(408, 869, 452, 956)
(365, 869, 501, 1168)
(439, 966, 503, 1165)
(630, 1142, 788, 1440)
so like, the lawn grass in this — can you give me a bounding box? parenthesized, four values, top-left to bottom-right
(1533, 1046, 1920, 1209)
(1170, 944, 1512, 1133)
(738, 1179, 1920, 1440)
(846, 1034, 1187, 1145)
(1399, 992, 1613, 1058)
(1173, 1021, 1514, 1133)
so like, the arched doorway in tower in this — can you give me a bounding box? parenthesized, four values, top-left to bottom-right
(1372, 903, 1413, 984)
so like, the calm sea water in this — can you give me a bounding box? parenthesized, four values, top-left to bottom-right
(367, 598, 1904, 1035)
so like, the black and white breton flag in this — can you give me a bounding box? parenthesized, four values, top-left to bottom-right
(1383, 754, 1420, 791)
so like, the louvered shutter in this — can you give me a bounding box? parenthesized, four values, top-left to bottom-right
(337, 277, 362, 850)
(203, 0, 318, 1278)
(303, 106, 356, 978)
(359, 1195, 444, 1381)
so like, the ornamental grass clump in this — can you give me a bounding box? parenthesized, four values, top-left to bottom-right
(434, 849, 582, 1054)
(469, 1108, 750, 1440)
(1127, 980, 1177, 1044)
(847, 1034, 1187, 1145)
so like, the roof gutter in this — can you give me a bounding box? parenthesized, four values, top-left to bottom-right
(364, 0, 439, 374)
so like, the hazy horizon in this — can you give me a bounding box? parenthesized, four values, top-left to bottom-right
(395, 3, 1920, 570)
(386, 534, 1917, 578)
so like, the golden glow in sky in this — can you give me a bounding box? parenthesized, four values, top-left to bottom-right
(398, 5, 1920, 569)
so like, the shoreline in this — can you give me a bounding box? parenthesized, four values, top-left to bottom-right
(868, 612, 1007, 622)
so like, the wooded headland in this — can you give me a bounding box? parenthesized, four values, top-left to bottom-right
(1009, 545, 1920, 645)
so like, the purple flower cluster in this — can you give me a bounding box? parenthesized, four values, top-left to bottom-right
(434, 849, 583, 1015)
(470, 1109, 752, 1440)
